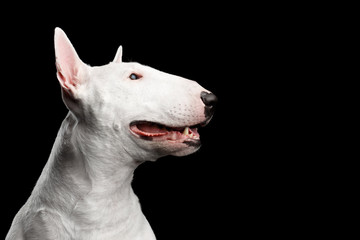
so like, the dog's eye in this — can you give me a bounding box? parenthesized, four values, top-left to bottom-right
(129, 73, 141, 80)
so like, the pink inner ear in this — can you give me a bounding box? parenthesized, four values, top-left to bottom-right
(54, 28, 84, 90)
(56, 61, 73, 90)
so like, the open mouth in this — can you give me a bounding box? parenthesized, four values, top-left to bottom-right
(130, 121, 206, 142)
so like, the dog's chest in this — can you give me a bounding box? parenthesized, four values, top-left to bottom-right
(69, 214, 155, 240)
(68, 193, 156, 240)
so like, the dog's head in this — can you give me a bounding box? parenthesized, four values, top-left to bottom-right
(54, 28, 216, 161)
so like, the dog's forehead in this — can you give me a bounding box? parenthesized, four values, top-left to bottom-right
(113, 62, 158, 74)
(91, 62, 162, 78)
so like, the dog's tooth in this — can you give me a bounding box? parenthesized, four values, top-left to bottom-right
(183, 127, 189, 135)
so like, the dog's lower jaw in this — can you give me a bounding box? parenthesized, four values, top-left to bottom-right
(7, 113, 156, 240)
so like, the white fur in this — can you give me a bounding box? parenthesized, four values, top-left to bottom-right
(6, 28, 214, 240)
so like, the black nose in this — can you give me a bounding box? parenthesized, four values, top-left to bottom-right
(201, 91, 218, 108)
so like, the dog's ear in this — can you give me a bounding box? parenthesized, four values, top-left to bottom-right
(113, 45, 123, 63)
(54, 27, 88, 97)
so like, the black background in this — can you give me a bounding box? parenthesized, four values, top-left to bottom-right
(1, 3, 322, 239)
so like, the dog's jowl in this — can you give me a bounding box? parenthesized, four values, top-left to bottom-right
(6, 28, 216, 240)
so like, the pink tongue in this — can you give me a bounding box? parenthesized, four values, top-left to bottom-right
(137, 123, 168, 134)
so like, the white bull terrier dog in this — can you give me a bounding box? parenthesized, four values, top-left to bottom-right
(6, 28, 217, 240)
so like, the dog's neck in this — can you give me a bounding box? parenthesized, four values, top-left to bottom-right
(37, 112, 148, 236)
